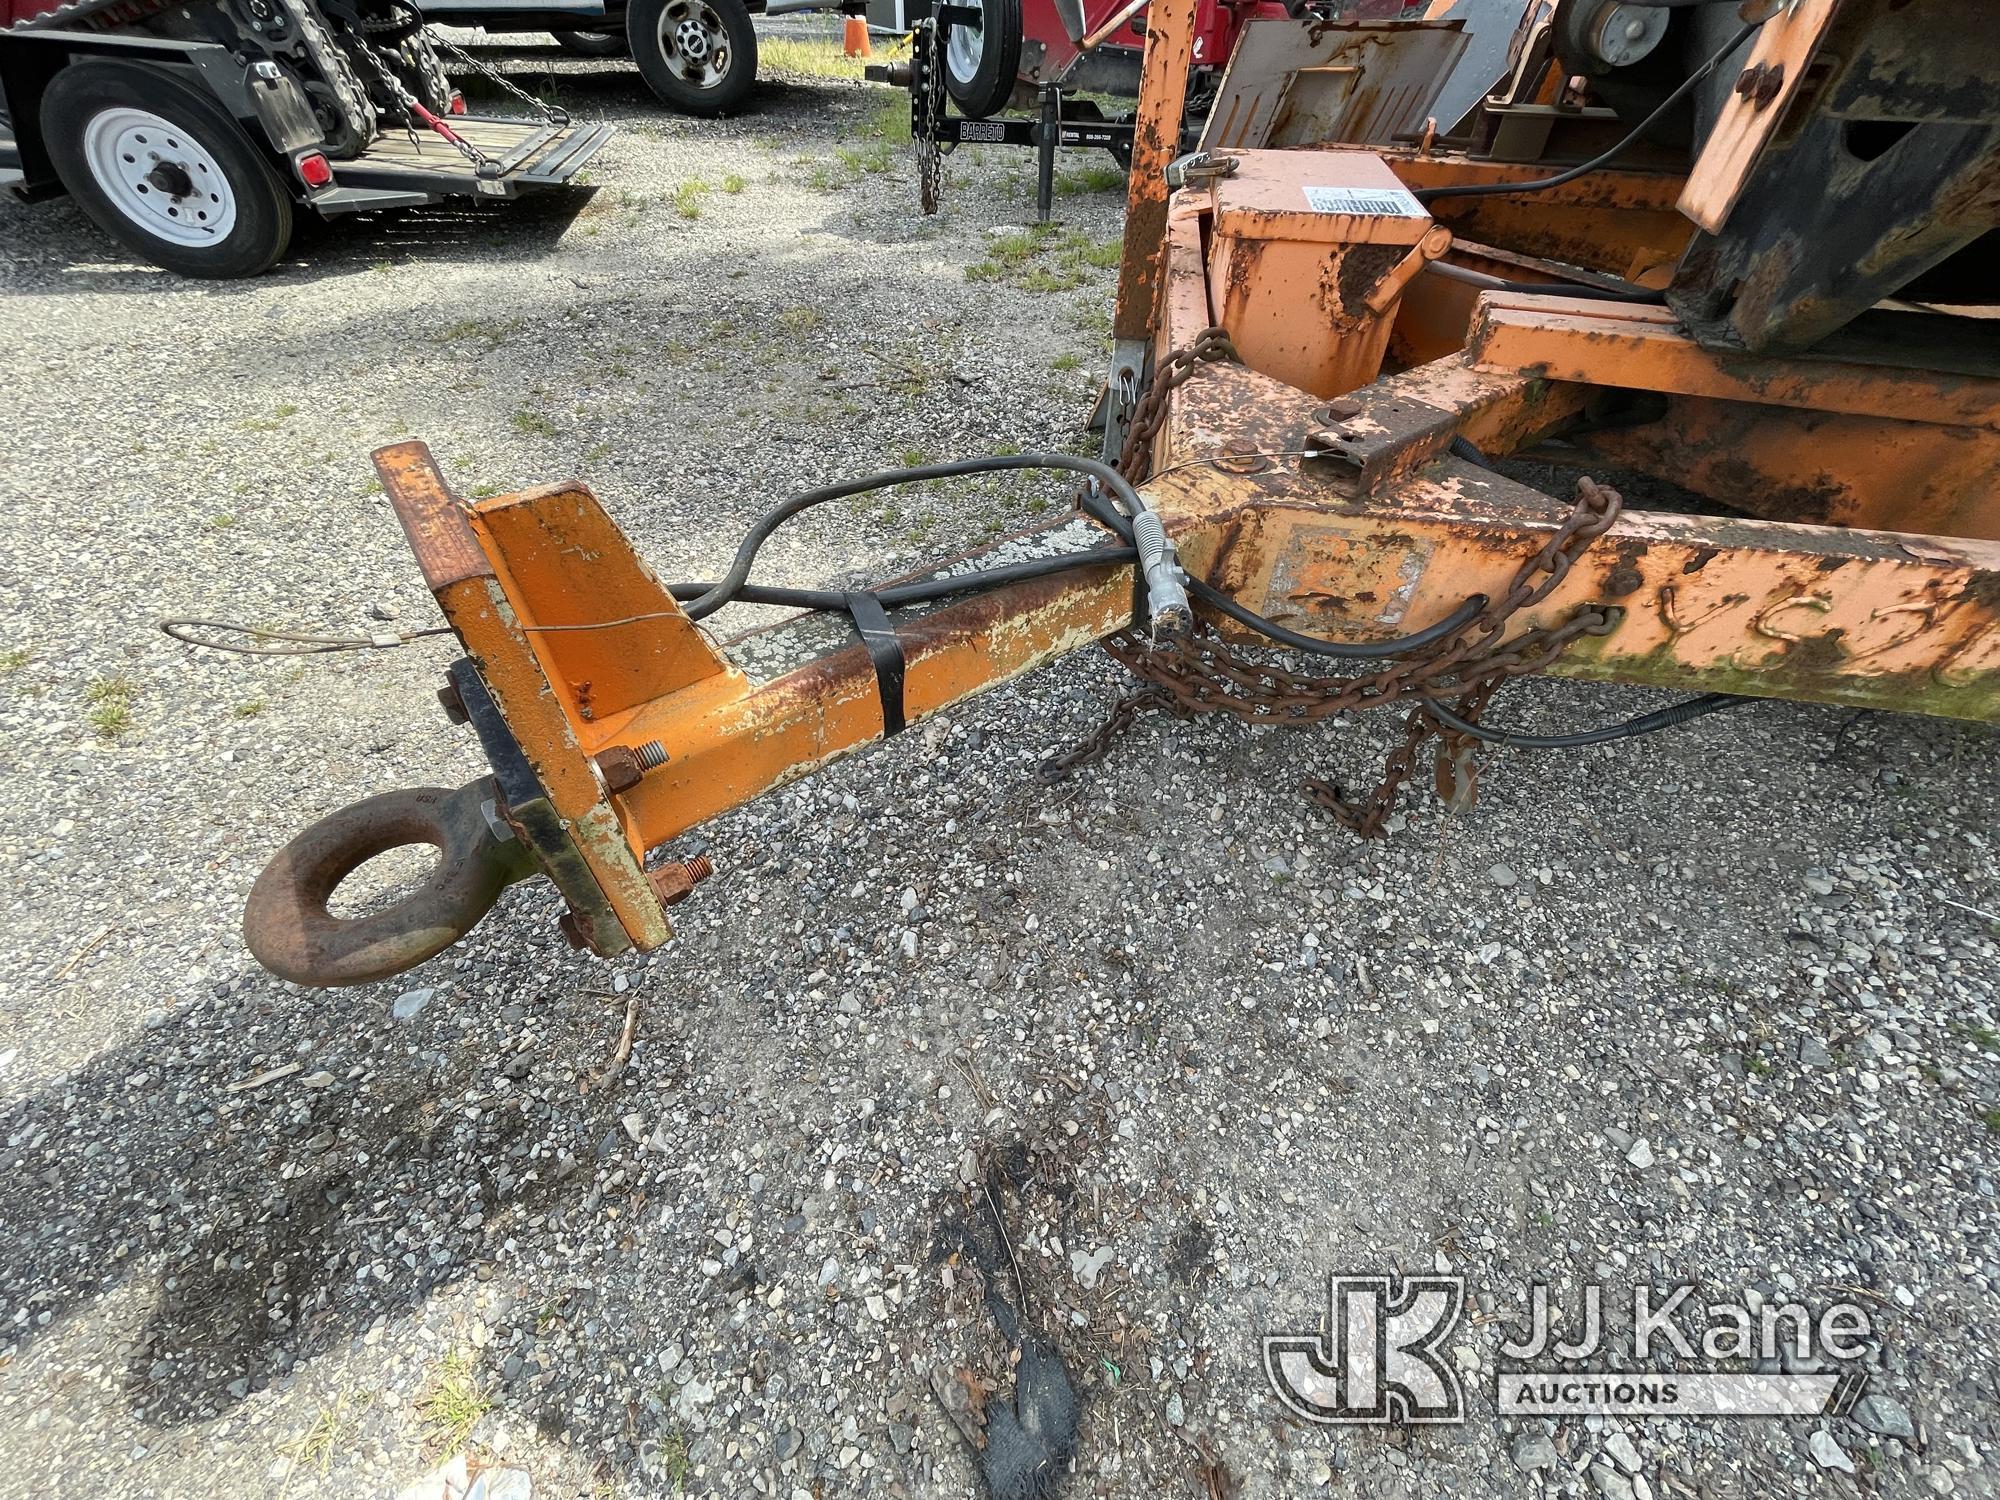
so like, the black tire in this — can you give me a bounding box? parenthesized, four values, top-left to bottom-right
(626, 0, 757, 116)
(942, 0, 1020, 119)
(553, 28, 629, 57)
(39, 61, 293, 279)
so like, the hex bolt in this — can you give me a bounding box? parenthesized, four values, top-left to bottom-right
(557, 910, 589, 949)
(1216, 437, 1269, 474)
(649, 853, 714, 909)
(594, 740, 671, 794)
(1314, 397, 1364, 425)
(437, 680, 469, 725)
(1734, 62, 1783, 108)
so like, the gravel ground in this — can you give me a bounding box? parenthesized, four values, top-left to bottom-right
(2, 32, 1998, 1500)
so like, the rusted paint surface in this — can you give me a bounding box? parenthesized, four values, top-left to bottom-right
(1576, 395, 2000, 544)
(1677, 0, 1840, 234)
(1111, 0, 1198, 343)
(600, 564, 1136, 850)
(1465, 295, 2000, 433)
(1185, 464, 2000, 720)
(1382, 151, 1692, 285)
(1201, 150, 1447, 399)
(375, 441, 493, 591)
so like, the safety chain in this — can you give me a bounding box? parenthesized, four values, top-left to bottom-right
(913, 18, 946, 215)
(351, 38, 492, 168)
(1048, 334, 1627, 834)
(1116, 324, 1238, 481)
(428, 28, 569, 125)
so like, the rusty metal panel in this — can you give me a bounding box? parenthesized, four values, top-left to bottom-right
(1199, 19, 1467, 152)
(375, 440, 493, 592)
(1677, 0, 1841, 234)
(471, 480, 732, 724)
(1111, 0, 1199, 343)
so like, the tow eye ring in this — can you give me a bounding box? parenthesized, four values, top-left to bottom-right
(243, 776, 536, 988)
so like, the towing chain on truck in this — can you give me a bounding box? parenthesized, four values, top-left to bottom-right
(427, 29, 570, 126)
(351, 37, 494, 167)
(1049, 330, 1625, 835)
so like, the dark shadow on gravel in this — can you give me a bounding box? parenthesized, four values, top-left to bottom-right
(0, 966, 614, 1430)
(288, 186, 600, 273)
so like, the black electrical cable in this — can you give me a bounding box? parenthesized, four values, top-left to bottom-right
(1073, 479, 1493, 660)
(1421, 259, 1667, 305)
(666, 546, 1142, 614)
(1413, 19, 1761, 207)
(1188, 578, 1486, 661)
(1448, 434, 1490, 468)
(680, 453, 1148, 622)
(1421, 690, 1746, 749)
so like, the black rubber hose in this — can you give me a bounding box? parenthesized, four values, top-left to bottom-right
(1412, 20, 1761, 207)
(1188, 578, 1486, 661)
(1421, 259, 1667, 305)
(1421, 691, 1746, 748)
(1076, 475, 1492, 660)
(681, 454, 1149, 621)
(664, 545, 1140, 613)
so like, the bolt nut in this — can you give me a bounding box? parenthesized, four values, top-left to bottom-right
(648, 853, 714, 909)
(556, 911, 589, 950)
(594, 741, 668, 794)
(594, 745, 645, 794)
(1215, 437, 1269, 474)
(437, 681, 469, 725)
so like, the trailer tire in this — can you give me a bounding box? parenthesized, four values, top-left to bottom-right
(40, 62, 293, 279)
(627, 0, 757, 116)
(942, 0, 1020, 120)
(553, 28, 629, 57)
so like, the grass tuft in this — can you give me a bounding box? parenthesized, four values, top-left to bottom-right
(415, 1351, 492, 1455)
(777, 304, 824, 337)
(672, 180, 712, 219)
(86, 674, 136, 739)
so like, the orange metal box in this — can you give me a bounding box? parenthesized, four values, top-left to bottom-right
(1205, 149, 1449, 398)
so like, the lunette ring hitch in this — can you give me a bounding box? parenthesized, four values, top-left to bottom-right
(243, 779, 535, 987)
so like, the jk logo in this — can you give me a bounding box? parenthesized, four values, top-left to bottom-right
(1265, 1274, 1466, 1425)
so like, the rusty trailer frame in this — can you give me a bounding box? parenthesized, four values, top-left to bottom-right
(238, 0, 2000, 988)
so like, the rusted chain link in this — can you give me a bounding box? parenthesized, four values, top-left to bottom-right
(913, 19, 946, 215)
(1047, 333, 1627, 832)
(1116, 326, 1238, 482)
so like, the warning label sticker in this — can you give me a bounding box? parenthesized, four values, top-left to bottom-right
(1302, 184, 1426, 217)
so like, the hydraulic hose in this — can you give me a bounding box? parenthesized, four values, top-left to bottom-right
(1421, 691, 1746, 748)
